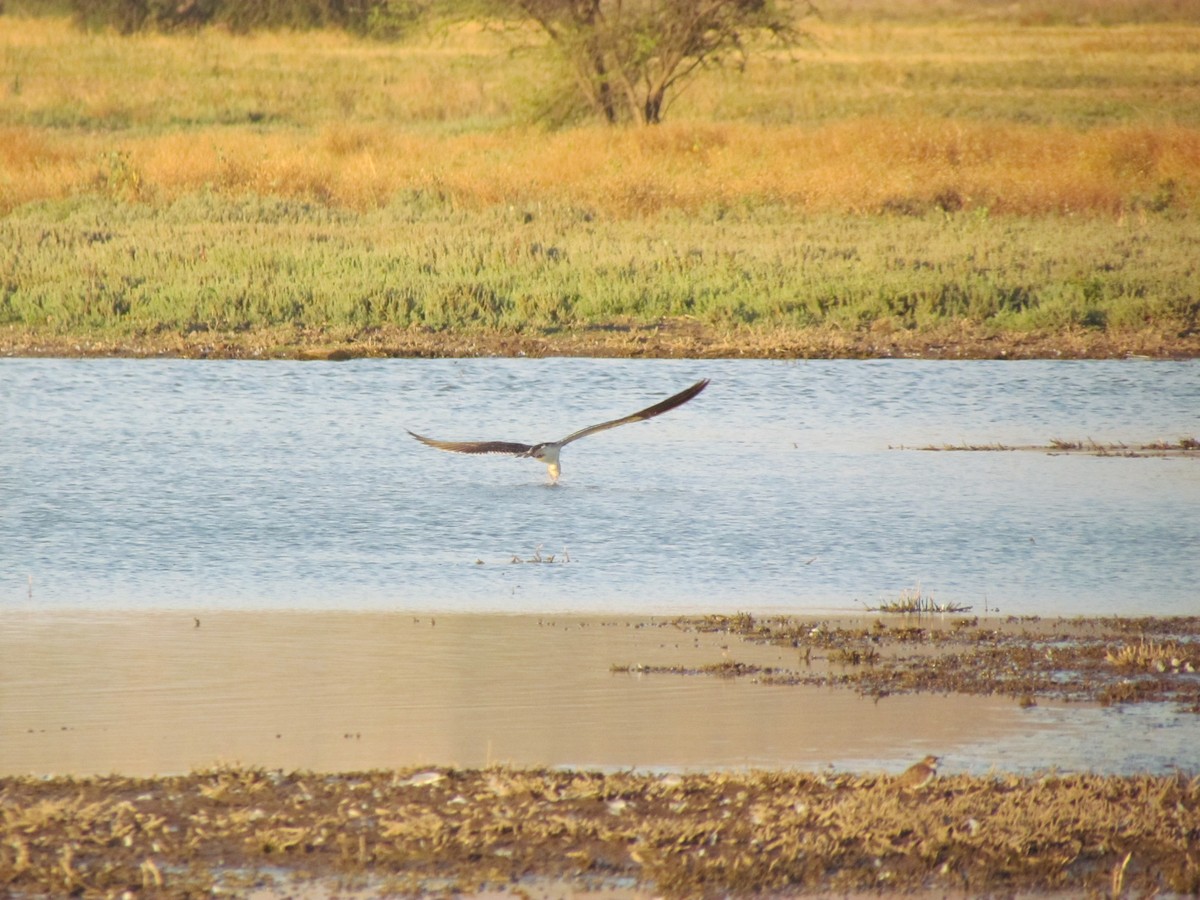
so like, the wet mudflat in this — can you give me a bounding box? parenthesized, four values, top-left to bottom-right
(915, 438, 1200, 458)
(658, 612, 1200, 711)
(3, 765, 1198, 898)
(2, 613, 1199, 897)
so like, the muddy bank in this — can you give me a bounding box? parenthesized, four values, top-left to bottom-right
(3, 765, 1198, 897)
(4, 321, 1199, 360)
(662, 613, 1200, 711)
(2, 614, 1199, 896)
(912, 438, 1200, 458)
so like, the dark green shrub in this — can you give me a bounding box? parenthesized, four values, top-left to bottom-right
(67, 0, 428, 35)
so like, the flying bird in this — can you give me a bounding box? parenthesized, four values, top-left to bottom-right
(408, 378, 709, 484)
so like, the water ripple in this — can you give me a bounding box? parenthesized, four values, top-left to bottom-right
(2, 357, 1196, 614)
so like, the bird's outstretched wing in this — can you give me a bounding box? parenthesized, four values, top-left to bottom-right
(558, 378, 709, 447)
(406, 433, 533, 457)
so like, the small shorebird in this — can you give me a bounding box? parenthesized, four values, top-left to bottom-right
(895, 755, 940, 789)
(408, 378, 709, 484)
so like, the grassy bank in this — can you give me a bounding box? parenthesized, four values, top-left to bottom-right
(3, 196, 1199, 358)
(2, 10, 1199, 357)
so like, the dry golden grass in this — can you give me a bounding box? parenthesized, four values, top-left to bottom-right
(4, 119, 1199, 216)
(2, 15, 1199, 216)
(2, 12, 1198, 356)
(1107, 638, 1197, 673)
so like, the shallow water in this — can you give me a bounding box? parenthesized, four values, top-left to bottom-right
(2, 358, 1198, 778)
(2, 357, 1196, 615)
(2, 612, 1197, 779)
(3, 612, 1008, 776)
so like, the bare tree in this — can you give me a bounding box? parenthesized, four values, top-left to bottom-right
(511, 0, 805, 125)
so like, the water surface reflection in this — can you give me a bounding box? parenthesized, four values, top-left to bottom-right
(1, 358, 1196, 614)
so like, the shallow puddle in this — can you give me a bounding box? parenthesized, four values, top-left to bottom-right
(0, 612, 1045, 777)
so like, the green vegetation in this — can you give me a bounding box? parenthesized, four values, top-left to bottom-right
(26, 0, 427, 35)
(3, 195, 1197, 341)
(1, 4, 1198, 357)
(507, 0, 804, 125)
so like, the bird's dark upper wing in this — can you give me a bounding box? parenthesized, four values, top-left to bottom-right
(407, 431, 532, 456)
(558, 378, 709, 447)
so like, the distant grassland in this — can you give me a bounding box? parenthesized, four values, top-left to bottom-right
(1, 6, 1199, 357)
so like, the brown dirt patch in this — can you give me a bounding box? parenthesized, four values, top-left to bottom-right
(4, 321, 1199, 360)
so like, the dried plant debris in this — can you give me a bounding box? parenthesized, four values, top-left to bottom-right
(2, 765, 1199, 898)
(865, 586, 972, 614)
(913, 437, 1200, 457)
(640, 614, 1200, 711)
